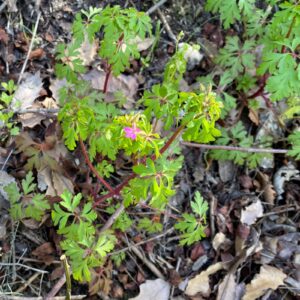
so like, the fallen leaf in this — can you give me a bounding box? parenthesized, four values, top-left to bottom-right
(0, 28, 9, 44)
(83, 69, 138, 107)
(38, 167, 73, 196)
(11, 72, 43, 110)
(241, 200, 263, 226)
(130, 279, 170, 300)
(129, 36, 154, 51)
(273, 163, 300, 200)
(243, 265, 286, 300)
(32, 242, 55, 265)
(217, 274, 237, 300)
(218, 160, 235, 183)
(78, 35, 98, 66)
(248, 108, 259, 126)
(29, 48, 45, 60)
(255, 171, 276, 204)
(212, 232, 232, 251)
(185, 262, 224, 297)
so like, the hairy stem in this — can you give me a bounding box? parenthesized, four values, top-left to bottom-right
(79, 138, 114, 192)
(247, 14, 296, 100)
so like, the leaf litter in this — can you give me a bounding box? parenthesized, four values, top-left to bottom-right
(0, 1, 299, 299)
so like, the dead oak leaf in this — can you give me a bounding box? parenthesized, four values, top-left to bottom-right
(185, 262, 224, 297)
(242, 265, 286, 300)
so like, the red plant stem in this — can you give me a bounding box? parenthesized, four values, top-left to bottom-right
(103, 64, 112, 94)
(247, 15, 296, 100)
(247, 74, 268, 99)
(281, 15, 296, 54)
(93, 125, 185, 208)
(79, 138, 114, 193)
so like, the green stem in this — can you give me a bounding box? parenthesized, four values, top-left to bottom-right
(60, 255, 71, 300)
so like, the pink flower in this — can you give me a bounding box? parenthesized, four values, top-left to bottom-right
(124, 125, 141, 140)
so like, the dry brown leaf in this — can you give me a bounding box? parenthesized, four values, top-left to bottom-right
(83, 69, 138, 107)
(11, 72, 43, 110)
(243, 265, 286, 300)
(212, 232, 232, 251)
(248, 108, 259, 126)
(32, 242, 55, 265)
(255, 171, 276, 205)
(241, 200, 263, 226)
(38, 167, 73, 196)
(217, 274, 237, 300)
(130, 36, 154, 51)
(185, 262, 224, 297)
(129, 279, 170, 300)
(78, 35, 98, 66)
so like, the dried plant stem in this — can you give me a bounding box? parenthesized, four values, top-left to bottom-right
(17, 11, 41, 84)
(79, 138, 114, 192)
(181, 141, 288, 154)
(147, 0, 168, 15)
(60, 255, 71, 300)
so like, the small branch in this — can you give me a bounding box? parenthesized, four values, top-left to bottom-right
(156, 8, 177, 43)
(99, 203, 125, 234)
(44, 275, 66, 300)
(2, 108, 60, 116)
(79, 138, 114, 192)
(18, 11, 42, 84)
(109, 227, 174, 256)
(181, 141, 288, 154)
(147, 0, 168, 15)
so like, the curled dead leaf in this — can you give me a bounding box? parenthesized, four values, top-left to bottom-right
(241, 200, 263, 226)
(185, 262, 224, 297)
(129, 279, 170, 300)
(242, 265, 286, 300)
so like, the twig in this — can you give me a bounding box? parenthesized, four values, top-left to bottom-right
(0, 1, 7, 13)
(147, 0, 168, 15)
(3, 296, 86, 300)
(181, 141, 288, 154)
(2, 108, 60, 115)
(156, 8, 176, 43)
(44, 274, 66, 300)
(0, 263, 48, 274)
(1, 148, 14, 171)
(99, 203, 125, 234)
(79, 138, 114, 193)
(127, 242, 166, 280)
(15, 272, 40, 293)
(109, 227, 174, 256)
(17, 11, 42, 84)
